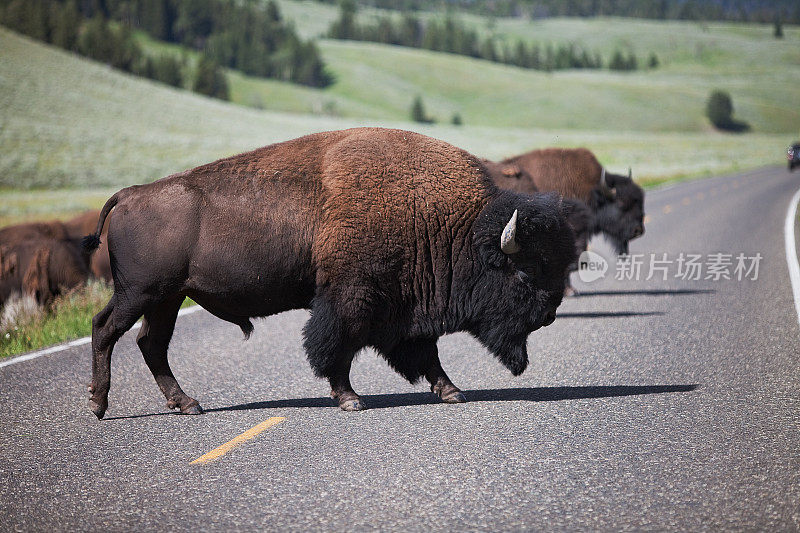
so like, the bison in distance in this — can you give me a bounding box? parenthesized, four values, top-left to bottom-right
(83, 128, 577, 419)
(0, 211, 112, 308)
(487, 147, 646, 256)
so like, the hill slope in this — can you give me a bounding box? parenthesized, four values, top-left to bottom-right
(251, 1, 800, 133)
(0, 27, 790, 203)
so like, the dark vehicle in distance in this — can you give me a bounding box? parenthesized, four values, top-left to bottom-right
(788, 143, 800, 171)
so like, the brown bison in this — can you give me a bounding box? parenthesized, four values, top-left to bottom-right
(0, 211, 111, 283)
(0, 238, 90, 307)
(487, 148, 645, 255)
(83, 128, 577, 419)
(62, 211, 112, 282)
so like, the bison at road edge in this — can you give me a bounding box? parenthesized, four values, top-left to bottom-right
(0, 211, 111, 283)
(84, 128, 577, 419)
(0, 238, 90, 307)
(487, 147, 645, 255)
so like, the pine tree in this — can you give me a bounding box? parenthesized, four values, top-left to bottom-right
(774, 16, 783, 38)
(151, 54, 183, 87)
(706, 89, 749, 131)
(609, 49, 626, 70)
(50, 0, 81, 51)
(329, 0, 357, 40)
(410, 95, 432, 124)
(193, 54, 229, 100)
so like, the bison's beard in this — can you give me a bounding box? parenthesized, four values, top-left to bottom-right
(616, 239, 630, 256)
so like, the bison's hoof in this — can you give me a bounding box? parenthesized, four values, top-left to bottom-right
(564, 285, 578, 297)
(339, 398, 367, 412)
(88, 399, 107, 420)
(441, 390, 467, 404)
(181, 403, 204, 415)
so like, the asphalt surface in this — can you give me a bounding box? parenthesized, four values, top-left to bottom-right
(2, 165, 799, 531)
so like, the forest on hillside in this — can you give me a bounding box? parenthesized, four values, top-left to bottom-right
(0, 0, 333, 98)
(328, 1, 651, 72)
(317, 0, 800, 24)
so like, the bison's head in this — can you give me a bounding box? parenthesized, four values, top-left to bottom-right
(592, 168, 645, 255)
(467, 191, 576, 376)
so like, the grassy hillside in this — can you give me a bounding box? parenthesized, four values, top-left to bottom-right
(0, 26, 792, 224)
(131, 2, 800, 134)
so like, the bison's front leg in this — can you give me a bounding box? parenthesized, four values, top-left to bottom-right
(386, 339, 467, 404)
(421, 344, 467, 404)
(328, 358, 366, 412)
(303, 295, 366, 412)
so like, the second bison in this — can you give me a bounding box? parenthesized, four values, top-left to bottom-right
(84, 128, 577, 418)
(487, 147, 645, 255)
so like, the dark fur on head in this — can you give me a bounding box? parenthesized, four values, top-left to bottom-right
(591, 172, 645, 255)
(468, 191, 576, 375)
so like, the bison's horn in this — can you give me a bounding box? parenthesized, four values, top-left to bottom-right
(500, 209, 522, 254)
(599, 168, 616, 199)
(628, 167, 632, 179)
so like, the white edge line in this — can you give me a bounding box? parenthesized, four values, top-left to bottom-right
(0, 305, 202, 369)
(784, 186, 800, 331)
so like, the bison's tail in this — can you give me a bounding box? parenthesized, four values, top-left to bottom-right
(81, 192, 120, 254)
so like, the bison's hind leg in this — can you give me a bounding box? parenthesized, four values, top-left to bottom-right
(89, 293, 153, 419)
(136, 295, 202, 415)
(388, 339, 466, 404)
(303, 295, 366, 412)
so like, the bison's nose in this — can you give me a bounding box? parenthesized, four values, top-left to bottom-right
(633, 224, 645, 238)
(542, 310, 557, 327)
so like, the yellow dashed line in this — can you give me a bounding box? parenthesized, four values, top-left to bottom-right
(191, 417, 286, 465)
(682, 197, 691, 206)
(662, 205, 672, 214)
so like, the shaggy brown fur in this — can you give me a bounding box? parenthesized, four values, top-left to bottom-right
(63, 211, 111, 282)
(0, 211, 111, 282)
(83, 127, 576, 419)
(490, 148, 601, 203)
(0, 244, 18, 279)
(485, 147, 645, 255)
(0, 238, 90, 307)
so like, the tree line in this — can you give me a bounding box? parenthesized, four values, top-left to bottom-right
(317, 0, 800, 24)
(119, 0, 332, 88)
(329, 1, 657, 72)
(0, 0, 332, 103)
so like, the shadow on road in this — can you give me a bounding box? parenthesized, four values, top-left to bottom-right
(573, 289, 716, 297)
(556, 311, 665, 318)
(200, 384, 699, 413)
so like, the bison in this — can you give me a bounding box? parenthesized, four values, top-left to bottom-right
(0, 238, 90, 307)
(62, 211, 112, 282)
(83, 128, 577, 419)
(486, 148, 645, 255)
(0, 211, 111, 283)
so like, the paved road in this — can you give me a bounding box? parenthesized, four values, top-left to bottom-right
(2, 166, 799, 531)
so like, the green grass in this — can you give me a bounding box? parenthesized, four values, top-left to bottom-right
(129, 5, 800, 134)
(0, 188, 117, 227)
(262, 2, 800, 133)
(0, 281, 196, 359)
(0, 281, 112, 358)
(0, 26, 792, 195)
